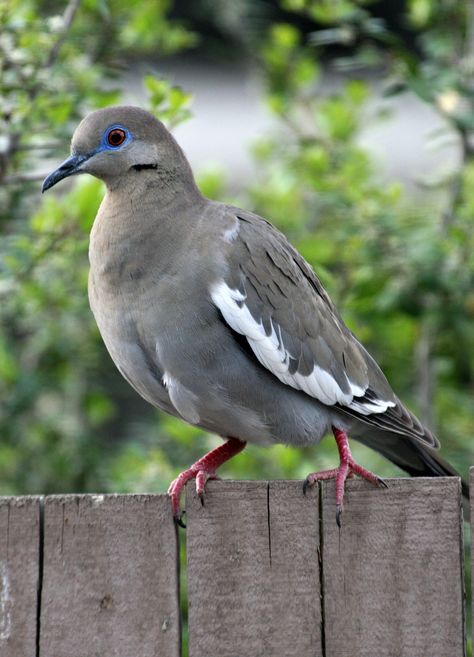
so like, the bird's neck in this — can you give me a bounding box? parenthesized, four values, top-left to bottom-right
(89, 178, 205, 289)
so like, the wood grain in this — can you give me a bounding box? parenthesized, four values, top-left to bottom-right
(0, 496, 41, 657)
(186, 480, 322, 657)
(321, 477, 465, 657)
(39, 494, 180, 657)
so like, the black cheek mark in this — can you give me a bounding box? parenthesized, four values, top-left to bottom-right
(131, 163, 158, 171)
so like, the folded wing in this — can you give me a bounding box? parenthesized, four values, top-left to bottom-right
(211, 209, 438, 448)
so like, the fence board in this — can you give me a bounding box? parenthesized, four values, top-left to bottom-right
(186, 480, 322, 657)
(0, 496, 41, 657)
(0, 478, 467, 654)
(321, 477, 464, 657)
(39, 494, 180, 657)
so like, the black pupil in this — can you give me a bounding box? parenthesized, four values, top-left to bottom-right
(109, 130, 124, 145)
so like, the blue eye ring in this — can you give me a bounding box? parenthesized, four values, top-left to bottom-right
(101, 124, 132, 150)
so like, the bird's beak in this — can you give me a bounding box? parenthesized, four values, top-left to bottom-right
(41, 153, 91, 193)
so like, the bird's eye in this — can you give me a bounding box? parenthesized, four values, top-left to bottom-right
(107, 128, 127, 147)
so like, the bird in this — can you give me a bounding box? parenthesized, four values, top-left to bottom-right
(42, 106, 469, 527)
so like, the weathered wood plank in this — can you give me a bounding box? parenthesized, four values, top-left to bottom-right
(39, 494, 180, 657)
(186, 480, 322, 657)
(321, 477, 464, 657)
(0, 496, 41, 657)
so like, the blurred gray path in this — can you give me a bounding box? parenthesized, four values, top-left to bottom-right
(121, 59, 459, 190)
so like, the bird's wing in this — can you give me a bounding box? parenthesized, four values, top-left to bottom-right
(211, 208, 438, 448)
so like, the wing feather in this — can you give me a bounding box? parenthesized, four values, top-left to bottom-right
(211, 208, 438, 448)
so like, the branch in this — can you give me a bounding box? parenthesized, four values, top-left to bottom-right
(13, 223, 79, 283)
(441, 142, 465, 231)
(2, 172, 50, 185)
(465, 0, 474, 64)
(15, 142, 63, 151)
(43, 0, 82, 70)
(440, 3, 474, 231)
(0, 0, 81, 184)
(415, 318, 435, 430)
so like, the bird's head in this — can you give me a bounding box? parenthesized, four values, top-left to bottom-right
(42, 106, 191, 193)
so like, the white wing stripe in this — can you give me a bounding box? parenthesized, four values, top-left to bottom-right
(211, 281, 395, 413)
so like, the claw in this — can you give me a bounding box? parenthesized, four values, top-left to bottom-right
(336, 504, 342, 528)
(174, 512, 186, 529)
(377, 477, 388, 489)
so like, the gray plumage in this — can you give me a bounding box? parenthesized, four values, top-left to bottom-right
(42, 106, 468, 511)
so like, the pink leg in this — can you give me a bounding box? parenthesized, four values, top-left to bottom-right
(304, 427, 387, 526)
(168, 437, 246, 527)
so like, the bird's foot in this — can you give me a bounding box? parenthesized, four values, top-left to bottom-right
(167, 437, 246, 527)
(168, 468, 220, 527)
(303, 427, 387, 527)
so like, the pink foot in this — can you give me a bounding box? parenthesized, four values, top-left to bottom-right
(303, 427, 387, 527)
(167, 437, 246, 527)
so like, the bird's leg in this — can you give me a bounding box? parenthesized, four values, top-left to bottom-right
(303, 427, 387, 527)
(168, 437, 246, 527)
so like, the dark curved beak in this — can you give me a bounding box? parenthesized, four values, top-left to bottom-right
(41, 153, 90, 193)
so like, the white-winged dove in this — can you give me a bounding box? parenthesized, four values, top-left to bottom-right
(43, 106, 469, 526)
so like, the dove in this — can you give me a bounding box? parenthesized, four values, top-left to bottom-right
(42, 106, 469, 526)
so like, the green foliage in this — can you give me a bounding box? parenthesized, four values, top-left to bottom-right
(0, 0, 472, 508)
(144, 75, 193, 129)
(283, 0, 368, 25)
(113, 0, 197, 54)
(0, 0, 197, 493)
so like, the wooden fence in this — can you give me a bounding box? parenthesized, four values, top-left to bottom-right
(0, 471, 472, 657)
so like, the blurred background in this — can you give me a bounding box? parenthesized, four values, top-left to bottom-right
(1, 0, 473, 496)
(1, 0, 474, 625)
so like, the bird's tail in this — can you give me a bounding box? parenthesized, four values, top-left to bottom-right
(352, 429, 470, 518)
